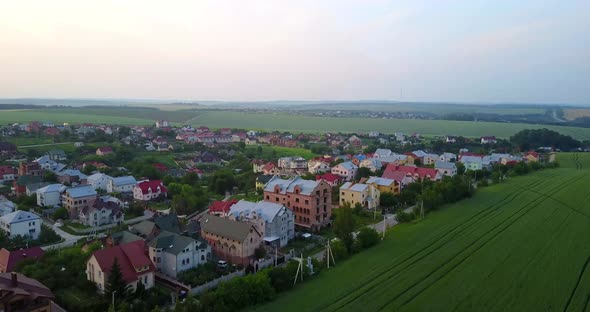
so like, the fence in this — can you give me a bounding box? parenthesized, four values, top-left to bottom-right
(189, 269, 245, 295)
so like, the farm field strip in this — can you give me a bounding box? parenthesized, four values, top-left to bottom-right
(256, 153, 590, 312)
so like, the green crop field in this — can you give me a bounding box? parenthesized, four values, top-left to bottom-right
(191, 111, 590, 140)
(256, 153, 590, 312)
(245, 145, 318, 160)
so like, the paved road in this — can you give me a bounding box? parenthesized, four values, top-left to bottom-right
(17, 142, 75, 148)
(42, 221, 87, 250)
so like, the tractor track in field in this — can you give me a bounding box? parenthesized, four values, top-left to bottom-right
(583, 294, 590, 312)
(514, 185, 590, 220)
(563, 254, 590, 312)
(318, 174, 558, 312)
(384, 174, 584, 311)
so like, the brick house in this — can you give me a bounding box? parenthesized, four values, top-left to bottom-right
(263, 176, 332, 231)
(200, 215, 262, 266)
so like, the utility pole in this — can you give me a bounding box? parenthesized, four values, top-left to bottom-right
(382, 215, 386, 240)
(326, 240, 336, 269)
(293, 253, 304, 287)
(112, 290, 116, 312)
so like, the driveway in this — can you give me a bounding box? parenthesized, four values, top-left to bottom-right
(41, 220, 87, 250)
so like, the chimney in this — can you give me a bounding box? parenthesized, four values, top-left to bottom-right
(11, 272, 17, 287)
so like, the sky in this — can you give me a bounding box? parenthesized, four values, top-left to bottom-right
(0, 0, 589, 105)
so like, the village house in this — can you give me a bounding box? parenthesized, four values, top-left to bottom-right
(252, 159, 266, 173)
(245, 137, 258, 145)
(45, 149, 67, 161)
(255, 175, 274, 191)
(439, 152, 457, 162)
(422, 153, 440, 165)
(262, 162, 280, 175)
(365, 176, 400, 195)
(0, 272, 57, 311)
(377, 154, 412, 166)
(26, 182, 50, 196)
(373, 148, 393, 158)
(18, 162, 41, 177)
(96, 146, 114, 156)
(13, 176, 42, 197)
(228, 200, 295, 248)
(33, 155, 63, 172)
(382, 164, 442, 182)
(87, 172, 111, 191)
(331, 161, 358, 181)
(445, 136, 458, 143)
(133, 180, 167, 201)
(155, 120, 170, 128)
(56, 169, 88, 185)
(0, 196, 16, 217)
(62, 185, 98, 218)
(458, 155, 489, 171)
(148, 231, 211, 278)
(308, 159, 331, 174)
(79, 198, 124, 227)
(200, 215, 263, 266)
(316, 173, 342, 187)
(87, 240, 155, 293)
(480, 136, 497, 144)
(359, 158, 382, 173)
(340, 182, 380, 209)
(524, 151, 539, 162)
(208, 199, 238, 217)
(435, 161, 458, 177)
(0, 165, 16, 183)
(0, 211, 41, 240)
(348, 135, 362, 148)
(0, 247, 44, 273)
(107, 176, 137, 193)
(36, 184, 66, 207)
(263, 176, 332, 231)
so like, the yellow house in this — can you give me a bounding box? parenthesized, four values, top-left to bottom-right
(524, 151, 539, 162)
(255, 174, 274, 190)
(365, 176, 400, 195)
(339, 182, 380, 209)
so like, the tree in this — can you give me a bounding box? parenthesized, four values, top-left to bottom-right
(105, 258, 131, 304)
(356, 227, 380, 249)
(333, 204, 355, 252)
(52, 207, 68, 220)
(355, 167, 371, 180)
(380, 192, 397, 208)
(254, 246, 266, 260)
(44, 171, 57, 183)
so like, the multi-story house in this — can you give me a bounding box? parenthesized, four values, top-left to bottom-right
(339, 182, 380, 209)
(18, 162, 41, 177)
(87, 240, 155, 294)
(435, 161, 457, 177)
(252, 159, 266, 173)
(359, 158, 382, 173)
(263, 176, 332, 231)
(331, 161, 358, 181)
(0, 211, 41, 240)
(79, 198, 124, 227)
(228, 200, 295, 248)
(148, 231, 211, 278)
(382, 164, 442, 182)
(46, 149, 67, 161)
(439, 153, 457, 162)
(365, 176, 400, 195)
(200, 215, 263, 265)
(0, 166, 16, 184)
(307, 159, 331, 174)
(133, 180, 167, 201)
(87, 173, 111, 191)
(36, 184, 66, 207)
(62, 185, 98, 218)
(56, 169, 87, 185)
(107, 176, 137, 193)
(422, 154, 440, 166)
(0, 196, 16, 217)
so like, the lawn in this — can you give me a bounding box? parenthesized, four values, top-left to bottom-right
(255, 153, 590, 312)
(191, 111, 590, 140)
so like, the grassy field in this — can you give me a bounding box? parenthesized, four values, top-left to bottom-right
(192, 111, 590, 140)
(255, 153, 590, 312)
(564, 108, 590, 121)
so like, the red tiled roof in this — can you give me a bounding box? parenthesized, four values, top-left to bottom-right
(382, 164, 439, 180)
(91, 240, 153, 284)
(152, 163, 168, 171)
(208, 199, 237, 214)
(0, 165, 16, 175)
(316, 173, 341, 183)
(0, 247, 44, 273)
(136, 180, 167, 195)
(525, 151, 539, 158)
(262, 162, 276, 171)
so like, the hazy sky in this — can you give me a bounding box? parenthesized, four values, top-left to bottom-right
(1, 0, 589, 104)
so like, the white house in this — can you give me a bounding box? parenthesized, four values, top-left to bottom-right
(133, 180, 167, 201)
(87, 173, 111, 191)
(422, 153, 440, 165)
(481, 136, 497, 144)
(0, 166, 16, 183)
(228, 200, 295, 248)
(36, 184, 66, 207)
(359, 158, 382, 173)
(434, 161, 457, 177)
(79, 198, 124, 227)
(0, 211, 41, 240)
(331, 161, 358, 181)
(307, 160, 331, 174)
(439, 153, 457, 162)
(373, 149, 393, 158)
(107, 176, 137, 193)
(148, 231, 211, 278)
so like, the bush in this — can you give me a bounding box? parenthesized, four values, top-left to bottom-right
(356, 227, 380, 249)
(52, 207, 68, 220)
(396, 210, 416, 223)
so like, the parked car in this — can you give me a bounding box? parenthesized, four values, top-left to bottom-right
(217, 260, 228, 269)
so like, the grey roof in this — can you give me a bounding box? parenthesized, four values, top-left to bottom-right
(256, 174, 274, 184)
(229, 200, 287, 223)
(57, 169, 87, 179)
(26, 182, 50, 193)
(340, 182, 368, 192)
(460, 156, 483, 164)
(111, 176, 137, 186)
(154, 214, 183, 234)
(111, 231, 144, 245)
(37, 183, 66, 193)
(87, 173, 111, 182)
(377, 154, 408, 163)
(34, 155, 54, 165)
(130, 220, 157, 236)
(361, 158, 382, 168)
(149, 231, 197, 255)
(374, 149, 392, 158)
(201, 215, 259, 242)
(0, 210, 40, 224)
(435, 161, 457, 170)
(65, 185, 97, 198)
(366, 176, 395, 186)
(412, 150, 428, 158)
(440, 152, 457, 159)
(263, 176, 322, 195)
(337, 161, 358, 171)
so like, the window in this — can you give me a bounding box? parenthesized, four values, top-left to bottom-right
(99, 271, 102, 278)
(305, 200, 309, 205)
(144, 275, 148, 284)
(295, 198, 299, 203)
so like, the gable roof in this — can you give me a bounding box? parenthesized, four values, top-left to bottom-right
(229, 200, 288, 223)
(149, 231, 197, 255)
(366, 176, 396, 187)
(130, 221, 157, 237)
(208, 199, 238, 215)
(316, 172, 341, 183)
(136, 180, 167, 194)
(0, 210, 40, 224)
(0, 272, 54, 300)
(201, 215, 260, 242)
(373, 149, 393, 158)
(111, 176, 137, 186)
(0, 165, 16, 175)
(335, 161, 357, 171)
(340, 182, 369, 192)
(90, 240, 153, 284)
(37, 184, 66, 194)
(263, 176, 324, 195)
(65, 185, 97, 198)
(154, 214, 183, 234)
(0, 247, 44, 273)
(435, 161, 457, 170)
